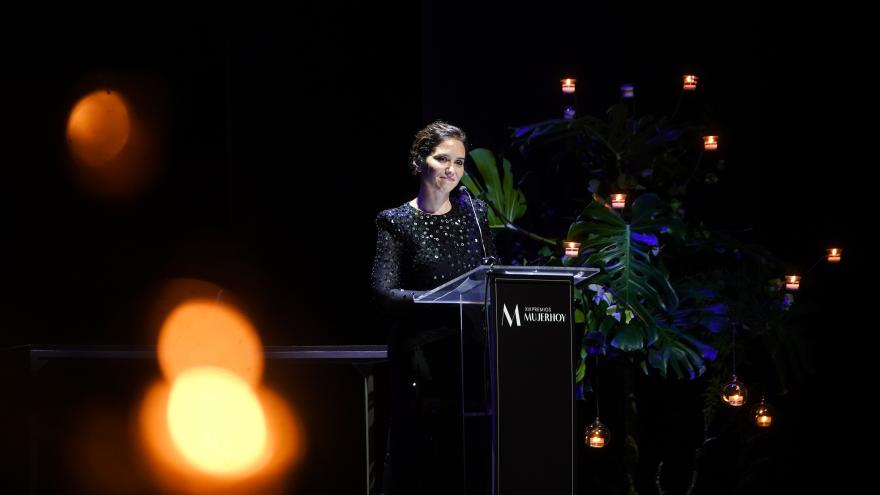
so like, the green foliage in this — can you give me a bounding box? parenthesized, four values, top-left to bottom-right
(461, 148, 527, 228)
(464, 100, 807, 419)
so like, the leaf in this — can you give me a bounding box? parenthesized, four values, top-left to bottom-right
(577, 200, 626, 227)
(611, 321, 645, 351)
(585, 308, 598, 332)
(645, 127, 684, 145)
(574, 207, 678, 314)
(599, 315, 617, 334)
(470, 149, 501, 198)
(502, 158, 528, 221)
(460, 173, 483, 195)
(648, 348, 667, 377)
(467, 148, 528, 227)
(646, 326, 715, 380)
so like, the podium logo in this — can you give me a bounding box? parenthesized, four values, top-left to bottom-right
(501, 304, 567, 327)
(501, 304, 521, 327)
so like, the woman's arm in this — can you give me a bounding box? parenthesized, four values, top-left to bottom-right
(371, 213, 424, 308)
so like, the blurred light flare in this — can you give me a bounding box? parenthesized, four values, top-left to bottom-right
(166, 366, 269, 476)
(158, 299, 263, 386)
(139, 298, 303, 492)
(66, 87, 161, 199)
(67, 90, 131, 167)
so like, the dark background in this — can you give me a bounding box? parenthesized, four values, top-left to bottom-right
(1, 1, 867, 493)
(1, 2, 421, 346)
(0, 3, 859, 346)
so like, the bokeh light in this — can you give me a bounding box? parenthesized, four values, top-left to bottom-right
(158, 299, 263, 386)
(67, 90, 131, 167)
(166, 366, 268, 476)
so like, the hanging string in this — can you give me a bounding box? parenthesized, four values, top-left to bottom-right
(731, 325, 736, 376)
(594, 353, 601, 419)
(803, 253, 832, 275)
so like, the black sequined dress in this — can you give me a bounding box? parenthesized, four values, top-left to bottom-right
(371, 193, 496, 494)
(371, 194, 496, 307)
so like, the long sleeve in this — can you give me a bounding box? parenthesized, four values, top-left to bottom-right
(371, 200, 497, 312)
(371, 213, 424, 308)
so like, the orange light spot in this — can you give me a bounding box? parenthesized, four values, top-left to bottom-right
(142, 297, 302, 492)
(158, 299, 263, 386)
(167, 366, 269, 476)
(139, 380, 303, 493)
(66, 87, 163, 200)
(67, 90, 131, 167)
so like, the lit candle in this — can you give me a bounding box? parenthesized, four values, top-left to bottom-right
(728, 393, 743, 406)
(589, 435, 605, 448)
(827, 248, 842, 263)
(785, 275, 801, 291)
(620, 83, 634, 99)
(564, 241, 581, 257)
(611, 193, 627, 209)
(703, 135, 718, 151)
(683, 74, 698, 90)
(757, 415, 772, 427)
(561, 78, 576, 94)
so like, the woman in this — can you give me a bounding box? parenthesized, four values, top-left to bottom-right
(371, 120, 497, 494)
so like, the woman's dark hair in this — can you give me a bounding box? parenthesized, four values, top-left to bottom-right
(408, 120, 468, 175)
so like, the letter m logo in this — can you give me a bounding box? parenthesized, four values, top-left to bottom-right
(501, 304, 521, 327)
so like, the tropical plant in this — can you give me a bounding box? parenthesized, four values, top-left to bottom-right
(465, 101, 809, 493)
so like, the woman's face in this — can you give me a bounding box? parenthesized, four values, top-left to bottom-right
(419, 139, 466, 194)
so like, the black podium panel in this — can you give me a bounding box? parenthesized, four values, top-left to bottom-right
(493, 277, 574, 495)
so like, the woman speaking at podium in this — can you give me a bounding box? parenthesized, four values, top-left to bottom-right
(371, 120, 497, 494)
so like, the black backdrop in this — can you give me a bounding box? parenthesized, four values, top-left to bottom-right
(2, 2, 420, 347)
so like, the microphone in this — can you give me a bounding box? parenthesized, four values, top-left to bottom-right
(459, 185, 497, 265)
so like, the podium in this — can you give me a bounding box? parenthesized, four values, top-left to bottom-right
(416, 265, 598, 495)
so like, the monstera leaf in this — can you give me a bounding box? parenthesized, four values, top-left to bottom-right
(568, 194, 681, 314)
(513, 115, 608, 148)
(512, 105, 685, 155)
(512, 106, 691, 192)
(461, 148, 527, 228)
(567, 194, 684, 351)
(644, 328, 709, 379)
(671, 280, 729, 334)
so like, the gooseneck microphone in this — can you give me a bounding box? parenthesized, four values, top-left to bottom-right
(459, 185, 497, 265)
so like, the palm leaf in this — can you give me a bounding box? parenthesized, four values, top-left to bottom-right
(464, 148, 527, 228)
(568, 195, 678, 319)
